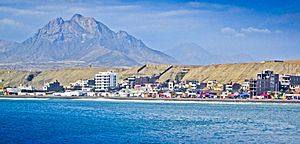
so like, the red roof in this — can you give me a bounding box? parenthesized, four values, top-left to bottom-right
(260, 94, 269, 97)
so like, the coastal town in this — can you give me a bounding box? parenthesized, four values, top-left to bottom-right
(1, 1, 300, 144)
(1, 67, 300, 101)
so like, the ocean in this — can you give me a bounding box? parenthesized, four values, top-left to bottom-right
(0, 98, 299, 144)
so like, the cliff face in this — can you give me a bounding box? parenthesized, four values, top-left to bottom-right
(1, 61, 300, 88)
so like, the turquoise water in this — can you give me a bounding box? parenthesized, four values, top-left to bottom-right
(0, 99, 299, 144)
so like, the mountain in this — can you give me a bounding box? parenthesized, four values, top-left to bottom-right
(225, 53, 254, 63)
(0, 40, 18, 53)
(0, 14, 177, 67)
(165, 43, 221, 65)
(165, 43, 253, 65)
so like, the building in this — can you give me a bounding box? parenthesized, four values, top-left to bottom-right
(0, 80, 4, 95)
(122, 75, 158, 89)
(223, 82, 233, 92)
(256, 70, 279, 95)
(43, 80, 64, 92)
(197, 83, 207, 90)
(168, 81, 174, 91)
(223, 81, 241, 93)
(249, 79, 257, 96)
(18, 84, 34, 91)
(290, 85, 300, 92)
(5, 88, 21, 95)
(68, 79, 95, 91)
(290, 75, 300, 85)
(134, 75, 158, 85)
(279, 74, 291, 91)
(279, 74, 300, 91)
(207, 80, 218, 90)
(182, 81, 198, 90)
(242, 79, 250, 92)
(122, 76, 136, 89)
(95, 71, 118, 92)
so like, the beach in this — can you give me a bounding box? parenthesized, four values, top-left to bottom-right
(1, 95, 299, 104)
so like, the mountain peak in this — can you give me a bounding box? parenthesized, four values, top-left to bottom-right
(37, 17, 65, 37)
(69, 14, 100, 34)
(70, 14, 87, 23)
(70, 14, 96, 23)
(71, 14, 83, 19)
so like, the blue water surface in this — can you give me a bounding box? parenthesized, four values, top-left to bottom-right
(0, 99, 299, 144)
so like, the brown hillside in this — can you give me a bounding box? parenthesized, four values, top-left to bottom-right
(1, 61, 300, 88)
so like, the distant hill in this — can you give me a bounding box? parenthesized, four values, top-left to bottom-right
(1, 60, 300, 88)
(165, 43, 220, 65)
(165, 43, 254, 65)
(0, 40, 18, 52)
(0, 14, 177, 67)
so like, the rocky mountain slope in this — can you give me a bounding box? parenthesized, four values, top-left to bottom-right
(0, 14, 176, 67)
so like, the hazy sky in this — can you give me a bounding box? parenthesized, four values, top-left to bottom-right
(0, 0, 299, 60)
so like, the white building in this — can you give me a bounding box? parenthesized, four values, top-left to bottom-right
(18, 84, 34, 91)
(168, 81, 174, 91)
(279, 74, 291, 88)
(242, 79, 250, 92)
(95, 71, 118, 92)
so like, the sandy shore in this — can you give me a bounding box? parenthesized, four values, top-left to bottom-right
(0, 95, 300, 104)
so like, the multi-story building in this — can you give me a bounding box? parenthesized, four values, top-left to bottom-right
(122, 76, 135, 89)
(279, 74, 291, 91)
(121, 75, 159, 89)
(242, 79, 250, 92)
(223, 81, 241, 93)
(223, 82, 232, 92)
(95, 71, 118, 92)
(256, 70, 279, 95)
(249, 79, 257, 96)
(279, 74, 300, 90)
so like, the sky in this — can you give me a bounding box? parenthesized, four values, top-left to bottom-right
(0, 0, 300, 60)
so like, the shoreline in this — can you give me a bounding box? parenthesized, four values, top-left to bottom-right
(0, 95, 300, 104)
